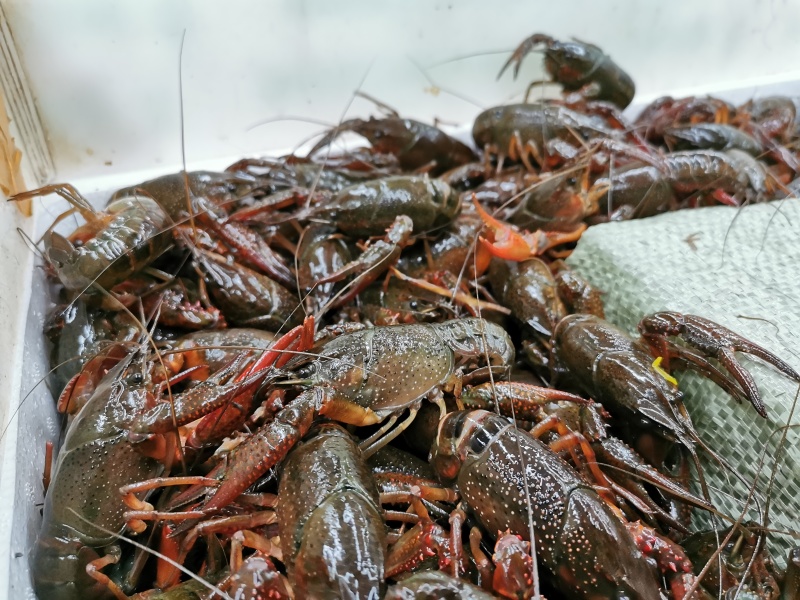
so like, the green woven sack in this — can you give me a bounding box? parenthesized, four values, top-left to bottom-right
(567, 199, 800, 565)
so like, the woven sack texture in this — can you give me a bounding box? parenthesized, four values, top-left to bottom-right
(567, 199, 800, 564)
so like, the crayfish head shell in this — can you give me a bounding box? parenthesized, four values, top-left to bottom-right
(429, 410, 470, 483)
(430, 410, 505, 484)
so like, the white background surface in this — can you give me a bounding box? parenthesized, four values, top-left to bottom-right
(3, 1, 800, 597)
(5, 0, 800, 186)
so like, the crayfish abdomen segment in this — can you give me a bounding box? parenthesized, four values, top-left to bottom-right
(278, 425, 385, 599)
(293, 493, 385, 599)
(32, 538, 108, 600)
(46, 439, 161, 548)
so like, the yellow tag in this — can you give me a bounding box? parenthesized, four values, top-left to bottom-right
(652, 356, 678, 386)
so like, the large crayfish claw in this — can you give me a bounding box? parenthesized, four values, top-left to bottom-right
(473, 195, 585, 261)
(497, 33, 555, 80)
(638, 311, 800, 418)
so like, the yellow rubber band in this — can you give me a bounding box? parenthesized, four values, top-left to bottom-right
(652, 356, 679, 386)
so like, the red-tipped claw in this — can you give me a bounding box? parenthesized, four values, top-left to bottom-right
(474, 196, 587, 260)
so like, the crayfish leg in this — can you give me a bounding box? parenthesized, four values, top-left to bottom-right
(448, 506, 468, 578)
(218, 551, 291, 600)
(231, 529, 283, 568)
(201, 386, 330, 514)
(469, 527, 495, 592)
(85, 545, 127, 600)
(10, 182, 97, 221)
(154, 522, 182, 589)
(385, 519, 451, 578)
(360, 402, 420, 459)
(120, 476, 219, 533)
(540, 424, 615, 499)
(388, 267, 510, 316)
(177, 511, 277, 572)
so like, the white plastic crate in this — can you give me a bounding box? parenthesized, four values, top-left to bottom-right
(3, 1, 800, 597)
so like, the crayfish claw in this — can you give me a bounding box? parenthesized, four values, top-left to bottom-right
(717, 346, 768, 418)
(726, 332, 800, 382)
(497, 33, 553, 80)
(660, 339, 751, 406)
(639, 312, 800, 419)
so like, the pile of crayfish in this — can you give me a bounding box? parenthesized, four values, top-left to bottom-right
(14, 32, 800, 599)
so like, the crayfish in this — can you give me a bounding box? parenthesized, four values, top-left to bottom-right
(20, 27, 800, 600)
